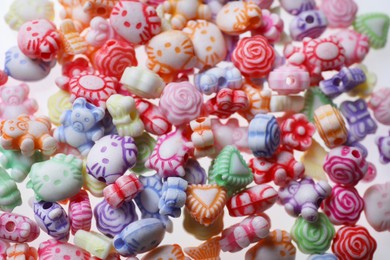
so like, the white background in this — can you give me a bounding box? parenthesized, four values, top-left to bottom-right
(0, 0, 389, 259)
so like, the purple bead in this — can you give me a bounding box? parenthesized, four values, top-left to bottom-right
(319, 67, 366, 99)
(224, 34, 239, 62)
(376, 131, 390, 164)
(33, 201, 70, 241)
(280, 0, 316, 15)
(94, 199, 138, 238)
(340, 99, 378, 141)
(183, 158, 207, 185)
(289, 10, 327, 41)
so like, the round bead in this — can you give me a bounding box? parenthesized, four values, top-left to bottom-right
(0, 212, 40, 243)
(268, 65, 310, 95)
(68, 190, 92, 235)
(363, 182, 390, 232)
(320, 0, 357, 28)
(368, 88, 390, 125)
(280, 113, 315, 151)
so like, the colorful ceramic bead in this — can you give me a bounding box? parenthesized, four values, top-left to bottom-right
(94, 40, 137, 80)
(86, 16, 117, 48)
(289, 10, 328, 41)
(54, 98, 105, 156)
(38, 239, 94, 260)
(17, 19, 60, 61)
(103, 174, 143, 208)
(145, 129, 192, 178)
(314, 105, 348, 148)
(120, 66, 165, 99)
(268, 65, 310, 95)
(58, 19, 87, 56)
(106, 94, 144, 137)
(68, 190, 92, 235)
(113, 218, 166, 257)
(0, 212, 40, 243)
(183, 158, 207, 185)
(211, 118, 249, 154)
(146, 30, 197, 78)
(279, 0, 316, 15)
(94, 199, 138, 238)
(27, 154, 82, 202)
(216, 1, 262, 35)
(249, 149, 305, 186)
(159, 81, 203, 126)
(220, 215, 270, 252)
(319, 67, 366, 99)
(0, 169, 22, 212)
(6, 243, 37, 260)
(364, 182, 390, 232)
(158, 177, 188, 217)
(376, 131, 390, 164)
(368, 88, 390, 125)
(141, 244, 185, 260)
(353, 13, 390, 49)
(135, 98, 172, 136)
(291, 213, 335, 254)
(251, 9, 284, 44)
(232, 35, 275, 78)
(190, 117, 215, 158)
(323, 145, 368, 186)
(183, 20, 226, 68)
(33, 201, 70, 241)
(0, 83, 38, 120)
(248, 114, 281, 158)
(183, 208, 224, 240)
(332, 225, 376, 260)
(184, 236, 221, 260)
(320, 0, 357, 28)
(110, 1, 161, 45)
(333, 29, 370, 66)
(4, 46, 55, 82)
(323, 185, 364, 226)
(279, 177, 331, 222)
(238, 83, 271, 120)
(0, 114, 57, 157)
(209, 145, 253, 196)
(74, 230, 115, 259)
(133, 133, 156, 174)
(185, 184, 227, 226)
(280, 113, 315, 151)
(245, 229, 296, 260)
(227, 184, 277, 217)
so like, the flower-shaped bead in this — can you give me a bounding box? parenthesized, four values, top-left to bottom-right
(320, 0, 357, 28)
(280, 113, 315, 151)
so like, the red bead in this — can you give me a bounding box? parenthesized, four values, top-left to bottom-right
(103, 174, 143, 208)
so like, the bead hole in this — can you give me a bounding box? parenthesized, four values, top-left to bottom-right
(5, 221, 15, 232)
(218, 77, 227, 86)
(352, 150, 360, 158)
(43, 202, 53, 209)
(286, 76, 295, 86)
(305, 15, 314, 23)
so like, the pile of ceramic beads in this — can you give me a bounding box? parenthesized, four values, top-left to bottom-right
(0, 0, 389, 259)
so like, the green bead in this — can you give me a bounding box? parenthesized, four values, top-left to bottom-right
(291, 213, 335, 254)
(133, 132, 156, 174)
(208, 145, 253, 196)
(0, 167, 22, 212)
(301, 87, 335, 122)
(353, 13, 390, 49)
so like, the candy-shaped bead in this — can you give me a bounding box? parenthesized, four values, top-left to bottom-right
(363, 182, 390, 232)
(74, 230, 115, 259)
(133, 133, 156, 173)
(141, 244, 185, 260)
(227, 184, 277, 217)
(205, 88, 249, 119)
(0, 169, 22, 212)
(268, 65, 310, 95)
(289, 10, 328, 41)
(68, 190, 92, 235)
(333, 29, 370, 66)
(33, 201, 70, 241)
(120, 67, 165, 99)
(183, 209, 224, 240)
(280, 113, 315, 151)
(0, 212, 40, 243)
(251, 9, 284, 44)
(279, 0, 316, 15)
(110, 1, 161, 45)
(220, 215, 270, 252)
(183, 159, 207, 185)
(279, 177, 332, 222)
(106, 94, 144, 137)
(291, 213, 335, 254)
(353, 13, 390, 49)
(86, 135, 137, 184)
(323, 145, 368, 186)
(376, 131, 390, 164)
(323, 185, 364, 226)
(38, 239, 95, 260)
(113, 218, 166, 257)
(103, 174, 143, 208)
(184, 236, 221, 260)
(368, 88, 390, 126)
(216, 1, 262, 35)
(314, 105, 348, 148)
(94, 199, 138, 238)
(6, 243, 37, 260)
(59, 19, 87, 56)
(332, 225, 376, 260)
(158, 177, 188, 218)
(0, 114, 57, 157)
(245, 229, 296, 260)
(232, 35, 275, 78)
(248, 114, 281, 158)
(320, 0, 357, 28)
(190, 117, 215, 158)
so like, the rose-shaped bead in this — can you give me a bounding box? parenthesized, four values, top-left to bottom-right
(332, 225, 377, 260)
(280, 113, 315, 151)
(321, 0, 358, 28)
(159, 81, 203, 126)
(232, 35, 275, 78)
(323, 185, 364, 226)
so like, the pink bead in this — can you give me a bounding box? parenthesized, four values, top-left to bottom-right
(103, 174, 143, 208)
(320, 0, 358, 28)
(268, 65, 310, 95)
(68, 190, 92, 235)
(280, 113, 315, 151)
(251, 9, 284, 44)
(323, 146, 368, 186)
(205, 89, 249, 119)
(0, 239, 10, 258)
(38, 239, 94, 260)
(0, 70, 8, 86)
(159, 82, 203, 126)
(0, 212, 40, 243)
(333, 29, 370, 66)
(323, 185, 364, 225)
(368, 88, 390, 125)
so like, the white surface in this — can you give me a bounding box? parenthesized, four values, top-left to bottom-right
(0, 0, 389, 259)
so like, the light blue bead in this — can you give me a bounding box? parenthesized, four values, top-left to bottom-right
(307, 253, 338, 260)
(158, 177, 188, 218)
